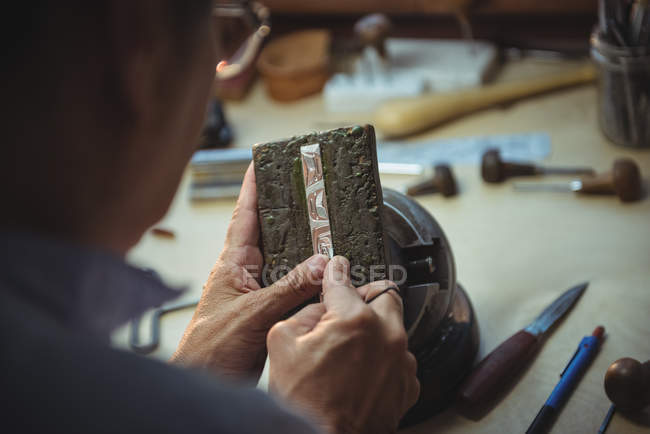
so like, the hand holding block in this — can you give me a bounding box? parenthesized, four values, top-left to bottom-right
(253, 125, 389, 286)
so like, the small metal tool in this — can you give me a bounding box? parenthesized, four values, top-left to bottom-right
(513, 158, 643, 202)
(598, 404, 616, 434)
(481, 148, 595, 183)
(129, 299, 199, 354)
(456, 282, 588, 420)
(406, 164, 458, 197)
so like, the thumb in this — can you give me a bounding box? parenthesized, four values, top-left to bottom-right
(256, 254, 329, 322)
(322, 256, 364, 313)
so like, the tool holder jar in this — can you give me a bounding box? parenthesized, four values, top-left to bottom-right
(591, 29, 650, 148)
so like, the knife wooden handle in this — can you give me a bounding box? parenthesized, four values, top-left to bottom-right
(457, 329, 540, 420)
(374, 64, 596, 138)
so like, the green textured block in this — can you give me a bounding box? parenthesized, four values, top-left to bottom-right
(253, 125, 388, 286)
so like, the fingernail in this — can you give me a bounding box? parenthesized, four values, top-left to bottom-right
(306, 254, 329, 278)
(331, 255, 349, 282)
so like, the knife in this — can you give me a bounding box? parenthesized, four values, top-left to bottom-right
(456, 282, 588, 420)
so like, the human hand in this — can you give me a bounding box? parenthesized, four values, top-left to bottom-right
(267, 256, 420, 434)
(171, 163, 329, 381)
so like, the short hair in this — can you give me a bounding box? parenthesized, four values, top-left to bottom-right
(2, 1, 213, 81)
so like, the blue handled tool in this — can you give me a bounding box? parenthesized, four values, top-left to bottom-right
(526, 326, 605, 434)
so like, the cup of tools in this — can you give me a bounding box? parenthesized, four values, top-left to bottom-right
(591, 27, 650, 148)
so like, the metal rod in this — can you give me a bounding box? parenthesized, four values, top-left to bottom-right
(598, 404, 616, 434)
(513, 181, 583, 193)
(513, 183, 574, 193)
(539, 167, 595, 176)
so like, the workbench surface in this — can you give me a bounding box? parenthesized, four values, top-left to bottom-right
(114, 59, 650, 434)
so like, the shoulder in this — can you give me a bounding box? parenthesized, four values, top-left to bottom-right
(0, 290, 318, 434)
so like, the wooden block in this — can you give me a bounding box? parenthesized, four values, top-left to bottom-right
(253, 125, 388, 286)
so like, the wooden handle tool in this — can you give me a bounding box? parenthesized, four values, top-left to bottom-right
(514, 158, 643, 202)
(575, 158, 642, 202)
(457, 282, 588, 420)
(457, 329, 540, 420)
(598, 358, 650, 434)
(481, 148, 595, 183)
(374, 64, 596, 138)
(604, 358, 650, 411)
(406, 164, 458, 197)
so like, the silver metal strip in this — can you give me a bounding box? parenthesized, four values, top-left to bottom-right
(300, 143, 334, 258)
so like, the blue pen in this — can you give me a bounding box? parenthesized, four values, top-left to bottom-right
(526, 326, 605, 434)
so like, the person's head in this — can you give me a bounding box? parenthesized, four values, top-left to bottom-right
(1, 1, 217, 254)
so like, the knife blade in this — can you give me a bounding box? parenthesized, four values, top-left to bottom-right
(524, 282, 588, 336)
(456, 282, 588, 420)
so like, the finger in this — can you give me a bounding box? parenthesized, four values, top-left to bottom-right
(407, 374, 421, 410)
(405, 351, 418, 378)
(355, 279, 388, 299)
(224, 162, 259, 249)
(406, 352, 421, 409)
(322, 256, 364, 313)
(401, 351, 420, 411)
(256, 254, 329, 322)
(266, 303, 326, 350)
(285, 303, 327, 336)
(363, 280, 403, 325)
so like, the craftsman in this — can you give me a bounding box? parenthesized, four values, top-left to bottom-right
(0, 2, 418, 434)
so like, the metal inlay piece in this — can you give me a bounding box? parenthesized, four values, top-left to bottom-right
(300, 143, 334, 258)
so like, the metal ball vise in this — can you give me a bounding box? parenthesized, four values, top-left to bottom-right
(381, 189, 479, 426)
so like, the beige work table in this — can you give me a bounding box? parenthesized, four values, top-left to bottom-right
(113, 59, 650, 433)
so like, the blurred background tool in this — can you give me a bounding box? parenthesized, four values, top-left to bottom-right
(130, 299, 199, 355)
(513, 158, 643, 202)
(199, 99, 234, 149)
(323, 13, 497, 112)
(593, 0, 650, 148)
(189, 148, 252, 200)
(189, 132, 551, 200)
(377, 132, 550, 167)
(354, 13, 392, 59)
(526, 326, 605, 434)
(150, 228, 176, 240)
(406, 164, 458, 197)
(456, 282, 588, 420)
(374, 63, 596, 138)
(481, 148, 594, 183)
(213, 0, 270, 100)
(599, 357, 650, 433)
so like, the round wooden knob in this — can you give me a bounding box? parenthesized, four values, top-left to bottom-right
(480, 148, 537, 183)
(433, 164, 458, 197)
(406, 164, 458, 197)
(604, 357, 650, 411)
(612, 158, 642, 202)
(354, 13, 392, 58)
(481, 149, 503, 183)
(578, 158, 643, 202)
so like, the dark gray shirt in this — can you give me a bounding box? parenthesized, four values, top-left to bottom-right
(0, 231, 318, 434)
